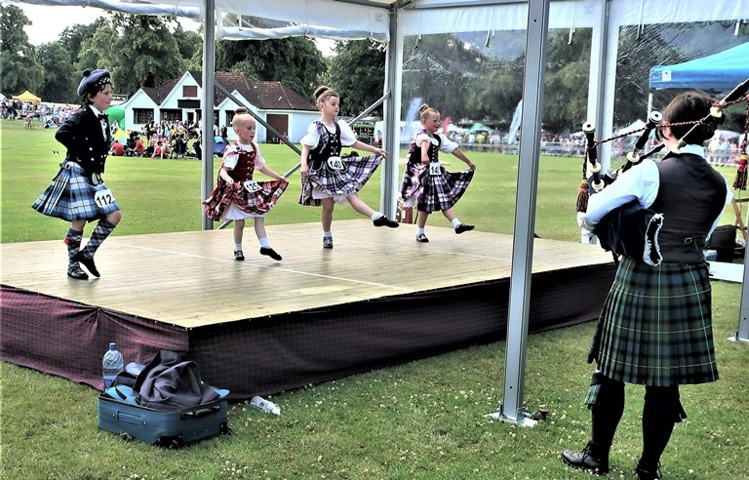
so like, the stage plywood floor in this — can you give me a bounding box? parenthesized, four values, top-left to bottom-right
(1, 220, 614, 329)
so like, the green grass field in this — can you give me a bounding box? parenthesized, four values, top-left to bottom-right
(1, 119, 748, 479)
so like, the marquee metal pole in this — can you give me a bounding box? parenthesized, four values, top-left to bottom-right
(489, 0, 550, 427)
(380, 5, 400, 220)
(201, 0, 216, 231)
(732, 227, 749, 342)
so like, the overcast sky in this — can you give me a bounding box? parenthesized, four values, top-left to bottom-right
(18, 3, 335, 55)
(18, 4, 200, 46)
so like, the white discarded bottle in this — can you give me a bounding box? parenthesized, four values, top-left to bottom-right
(102, 342, 124, 390)
(250, 396, 281, 415)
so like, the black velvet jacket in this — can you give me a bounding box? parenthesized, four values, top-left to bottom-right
(55, 106, 111, 176)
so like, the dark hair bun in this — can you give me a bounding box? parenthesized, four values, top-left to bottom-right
(314, 86, 330, 98)
(418, 104, 430, 113)
(234, 107, 248, 114)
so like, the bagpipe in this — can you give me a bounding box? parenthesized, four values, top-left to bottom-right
(576, 77, 749, 265)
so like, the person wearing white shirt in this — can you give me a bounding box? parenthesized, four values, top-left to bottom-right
(563, 92, 732, 480)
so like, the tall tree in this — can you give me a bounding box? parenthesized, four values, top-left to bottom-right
(216, 37, 326, 99)
(37, 43, 76, 103)
(327, 40, 386, 117)
(58, 17, 109, 66)
(401, 33, 491, 122)
(110, 14, 186, 93)
(542, 29, 591, 134)
(172, 25, 202, 68)
(75, 23, 119, 81)
(0, 4, 43, 95)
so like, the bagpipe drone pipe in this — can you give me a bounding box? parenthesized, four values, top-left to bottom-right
(576, 77, 749, 265)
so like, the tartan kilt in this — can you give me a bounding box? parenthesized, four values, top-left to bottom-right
(31, 162, 120, 221)
(401, 164, 473, 213)
(588, 256, 718, 386)
(299, 153, 382, 206)
(203, 178, 288, 221)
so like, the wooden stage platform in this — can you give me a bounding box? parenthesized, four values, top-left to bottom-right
(1, 220, 616, 399)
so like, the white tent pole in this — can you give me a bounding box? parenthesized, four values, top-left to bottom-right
(201, 0, 216, 231)
(732, 250, 749, 342)
(489, 0, 550, 427)
(592, 0, 611, 171)
(381, 6, 399, 220)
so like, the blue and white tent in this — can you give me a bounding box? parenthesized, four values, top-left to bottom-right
(649, 42, 749, 93)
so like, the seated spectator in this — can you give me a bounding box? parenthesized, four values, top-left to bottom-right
(125, 133, 137, 156)
(173, 134, 186, 158)
(152, 141, 166, 159)
(134, 137, 145, 156)
(192, 137, 202, 159)
(111, 139, 126, 156)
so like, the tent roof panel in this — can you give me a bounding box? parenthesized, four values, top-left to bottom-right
(649, 43, 749, 92)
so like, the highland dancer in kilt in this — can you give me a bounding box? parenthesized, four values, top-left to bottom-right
(400, 104, 476, 243)
(32, 69, 121, 280)
(300, 86, 398, 250)
(562, 92, 733, 480)
(203, 108, 288, 261)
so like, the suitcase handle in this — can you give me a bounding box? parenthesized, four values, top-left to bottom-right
(181, 405, 220, 419)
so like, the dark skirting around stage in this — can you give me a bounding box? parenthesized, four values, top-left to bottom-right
(1, 222, 616, 399)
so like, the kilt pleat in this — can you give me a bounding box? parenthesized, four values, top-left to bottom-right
(589, 256, 718, 386)
(203, 179, 288, 221)
(400, 164, 473, 213)
(32, 162, 120, 221)
(299, 153, 382, 206)
(32, 166, 70, 216)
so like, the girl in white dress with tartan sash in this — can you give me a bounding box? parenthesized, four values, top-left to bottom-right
(299, 86, 398, 250)
(399, 104, 476, 243)
(203, 108, 288, 261)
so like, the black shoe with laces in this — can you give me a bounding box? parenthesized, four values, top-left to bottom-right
(416, 233, 429, 243)
(561, 441, 609, 475)
(67, 266, 89, 280)
(323, 237, 333, 249)
(373, 216, 399, 228)
(260, 247, 282, 261)
(73, 251, 100, 277)
(234, 250, 245, 261)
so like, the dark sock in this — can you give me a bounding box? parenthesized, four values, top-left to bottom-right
(81, 219, 116, 258)
(590, 376, 625, 456)
(640, 386, 679, 470)
(65, 228, 84, 270)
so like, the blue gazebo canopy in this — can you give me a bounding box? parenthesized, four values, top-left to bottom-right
(649, 43, 749, 93)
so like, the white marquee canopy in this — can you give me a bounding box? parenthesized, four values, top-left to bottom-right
(10, 0, 749, 423)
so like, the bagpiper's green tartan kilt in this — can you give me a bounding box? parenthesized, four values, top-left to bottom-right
(588, 256, 719, 387)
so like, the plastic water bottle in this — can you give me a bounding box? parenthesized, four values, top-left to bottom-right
(251, 396, 281, 415)
(102, 342, 124, 390)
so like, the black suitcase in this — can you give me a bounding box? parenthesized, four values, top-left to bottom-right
(98, 394, 230, 448)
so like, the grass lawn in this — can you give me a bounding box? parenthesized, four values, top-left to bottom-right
(1, 119, 748, 479)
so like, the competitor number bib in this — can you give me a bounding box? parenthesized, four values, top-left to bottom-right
(94, 188, 115, 208)
(327, 156, 344, 171)
(428, 162, 441, 176)
(243, 180, 262, 193)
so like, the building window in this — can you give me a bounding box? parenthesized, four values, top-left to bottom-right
(183, 85, 197, 97)
(161, 109, 183, 123)
(133, 109, 154, 124)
